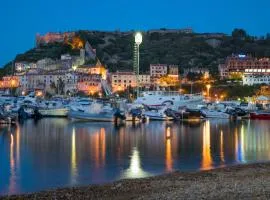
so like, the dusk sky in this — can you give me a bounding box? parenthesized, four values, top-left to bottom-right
(1, 0, 270, 66)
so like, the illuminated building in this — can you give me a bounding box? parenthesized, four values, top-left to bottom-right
(77, 74, 102, 94)
(150, 64, 168, 81)
(111, 71, 151, 92)
(0, 76, 19, 88)
(219, 55, 270, 79)
(243, 74, 270, 85)
(18, 73, 78, 94)
(15, 62, 37, 73)
(150, 64, 179, 83)
(88, 60, 107, 80)
(36, 32, 75, 46)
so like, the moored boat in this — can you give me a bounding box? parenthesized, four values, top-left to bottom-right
(38, 101, 69, 117)
(143, 106, 173, 121)
(68, 103, 125, 122)
(135, 91, 203, 110)
(250, 110, 270, 119)
(38, 108, 69, 117)
(200, 109, 230, 119)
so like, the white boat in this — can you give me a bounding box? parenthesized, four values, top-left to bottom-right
(135, 91, 203, 110)
(68, 103, 125, 122)
(143, 106, 173, 121)
(119, 103, 145, 122)
(200, 109, 230, 119)
(38, 108, 69, 117)
(68, 110, 117, 122)
(38, 101, 69, 117)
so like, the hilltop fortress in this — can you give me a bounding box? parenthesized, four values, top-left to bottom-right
(36, 32, 75, 47)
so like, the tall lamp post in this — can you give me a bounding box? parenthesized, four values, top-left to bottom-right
(135, 32, 142, 97)
(206, 84, 211, 100)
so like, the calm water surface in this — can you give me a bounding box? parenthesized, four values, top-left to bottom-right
(0, 119, 270, 195)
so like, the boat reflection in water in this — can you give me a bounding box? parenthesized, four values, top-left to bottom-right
(1, 119, 270, 195)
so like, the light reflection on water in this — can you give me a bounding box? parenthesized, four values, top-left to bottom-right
(1, 119, 270, 195)
(71, 127, 77, 184)
(201, 120, 212, 170)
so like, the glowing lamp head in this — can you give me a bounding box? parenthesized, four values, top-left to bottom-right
(72, 65, 77, 71)
(36, 91, 43, 97)
(135, 32, 142, 45)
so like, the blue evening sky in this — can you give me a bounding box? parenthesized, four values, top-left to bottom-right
(1, 0, 269, 66)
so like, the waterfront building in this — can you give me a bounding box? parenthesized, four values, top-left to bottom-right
(111, 71, 136, 92)
(138, 74, 151, 87)
(111, 71, 151, 92)
(243, 74, 270, 86)
(168, 65, 179, 81)
(219, 55, 270, 79)
(18, 72, 78, 94)
(77, 74, 102, 94)
(88, 60, 107, 79)
(150, 64, 168, 79)
(0, 76, 19, 88)
(150, 64, 179, 83)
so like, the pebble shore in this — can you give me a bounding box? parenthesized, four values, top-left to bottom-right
(2, 163, 270, 200)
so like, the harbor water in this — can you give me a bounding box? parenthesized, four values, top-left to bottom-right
(1, 119, 270, 195)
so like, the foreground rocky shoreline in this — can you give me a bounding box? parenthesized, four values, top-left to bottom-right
(2, 163, 270, 200)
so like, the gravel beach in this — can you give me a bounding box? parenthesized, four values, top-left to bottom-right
(2, 163, 270, 200)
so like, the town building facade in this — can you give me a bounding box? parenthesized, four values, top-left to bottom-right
(111, 71, 151, 92)
(243, 74, 270, 86)
(219, 55, 270, 79)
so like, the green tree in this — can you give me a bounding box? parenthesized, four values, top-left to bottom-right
(266, 33, 270, 40)
(232, 28, 247, 39)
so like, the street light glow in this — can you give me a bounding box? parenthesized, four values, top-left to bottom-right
(135, 32, 142, 45)
(206, 84, 211, 98)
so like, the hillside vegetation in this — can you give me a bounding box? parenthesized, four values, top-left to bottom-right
(1, 29, 270, 77)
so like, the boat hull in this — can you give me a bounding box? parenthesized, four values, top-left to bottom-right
(200, 110, 230, 119)
(39, 108, 69, 117)
(250, 112, 270, 119)
(68, 110, 115, 122)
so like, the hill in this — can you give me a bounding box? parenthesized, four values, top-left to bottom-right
(1, 29, 270, 77)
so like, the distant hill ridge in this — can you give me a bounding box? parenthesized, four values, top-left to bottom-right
(1, 28, 270, 77)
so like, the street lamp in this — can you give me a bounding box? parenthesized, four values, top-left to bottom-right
(206, 84, 211, 99)
(135, 32, 142, 97)
(72, 65, 77, 71)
